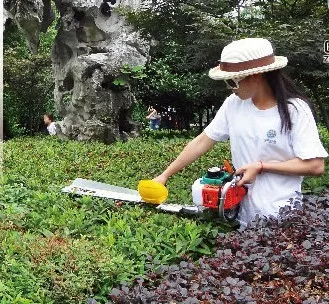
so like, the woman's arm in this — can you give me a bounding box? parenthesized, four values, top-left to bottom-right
(146, 109, 157, 119)
(263, 158, 324, 176)
(153, 132, 216, 185)
(236, 158, 325, 187)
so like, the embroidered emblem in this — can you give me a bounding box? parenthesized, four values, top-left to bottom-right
(267, 129, 276, 138)
(265, 129, 277, 144)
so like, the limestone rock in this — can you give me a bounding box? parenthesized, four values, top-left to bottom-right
(53, 0, 149, 143)
(3, 0, 55, 53)
(3, 0, 149, 143)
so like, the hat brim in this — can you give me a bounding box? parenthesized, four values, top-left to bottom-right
(209, 56, 288, 80)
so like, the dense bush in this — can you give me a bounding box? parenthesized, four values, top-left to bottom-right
(303, 126, 329, 193)
(3, 20, 57, 139)
(107, 191, 329, 303)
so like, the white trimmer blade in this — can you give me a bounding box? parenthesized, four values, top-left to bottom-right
(62, 178, 143, 203)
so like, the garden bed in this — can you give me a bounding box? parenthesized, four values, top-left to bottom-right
(1, 130, 328, 303)
(108, 190, 329, 304)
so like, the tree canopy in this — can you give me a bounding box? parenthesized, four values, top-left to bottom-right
(3, 0, 329, 137)
(127, 0, 329, 129)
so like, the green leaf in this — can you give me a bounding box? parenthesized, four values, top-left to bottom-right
(131, 66, 145, 72)
(195, 247, 212, 255)
(113, 78, 126, 86)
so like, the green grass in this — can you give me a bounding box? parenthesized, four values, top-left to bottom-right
(1, 129, 328, 303)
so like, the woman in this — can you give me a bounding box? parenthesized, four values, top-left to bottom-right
(153, 38, 328, 226)
(44, 113, 56, 135)
(146, 106, 161, 130)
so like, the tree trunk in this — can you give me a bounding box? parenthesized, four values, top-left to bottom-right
(198, 109, 203, 134)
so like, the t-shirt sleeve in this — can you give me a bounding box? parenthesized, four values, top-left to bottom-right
(204, 96, 231, 142)
(48, 123, 57, 136)
(290, 99, 328, 160)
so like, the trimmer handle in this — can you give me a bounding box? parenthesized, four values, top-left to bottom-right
(231, 174, 242, 186)
(218, 174, 246, 222)
(232, 174, 248, 193)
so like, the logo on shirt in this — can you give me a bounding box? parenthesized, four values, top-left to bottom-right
(265, 129, 277, 144)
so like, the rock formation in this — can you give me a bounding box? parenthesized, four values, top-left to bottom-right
(4, 0, 149, 143)
(4, 0, 55, 54)
(52, 0, 149, 143)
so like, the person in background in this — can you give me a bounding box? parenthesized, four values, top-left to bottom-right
(146, 106, 161, 130)
(44, 114, 56, 135)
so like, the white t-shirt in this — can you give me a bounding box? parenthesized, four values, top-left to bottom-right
(47, 122, 56, 135)
(204, 94, 328, 226)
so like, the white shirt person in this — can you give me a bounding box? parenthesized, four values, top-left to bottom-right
(44, 114, 57, 135)
(204, 94, 327, 225)
(152, 38, 328, 226)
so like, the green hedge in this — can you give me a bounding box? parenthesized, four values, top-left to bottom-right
(1, 128, 328, 303)
(1, 132, 233, 303)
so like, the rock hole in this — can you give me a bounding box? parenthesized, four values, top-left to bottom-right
(58, 2, 70, 15)
(119, 109, 133, 133)
(100, 3, 112, 17)
(59, 72, 74, 92)
(101, 75, 125, 91)
(54, 41, 73, 64)
(103, 0, 117, 4)
(76, 28, 87, 42)
(82, 64, 102, 80)
(61, 92, 73, 107)
(77, 47, 88, 56)
(26, 0, 37, 11)
(74, 9, 86, 22)
(76, 25, 106, 43)
(101, 75, 115, 90)
(90, 46, 108, 54)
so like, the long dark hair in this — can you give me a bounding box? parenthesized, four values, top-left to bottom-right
(264, 69, 315, 133)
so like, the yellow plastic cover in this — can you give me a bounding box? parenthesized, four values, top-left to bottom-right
(138, 180, 168, 204)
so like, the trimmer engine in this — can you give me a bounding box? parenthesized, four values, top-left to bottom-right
(192, 161, 247, 221)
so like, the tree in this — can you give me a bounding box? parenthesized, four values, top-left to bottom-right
(128, 0, 329, 130)
(238, 0, 329, 128)
(3, 17, 57, 138)
(124, 0, 239, 131)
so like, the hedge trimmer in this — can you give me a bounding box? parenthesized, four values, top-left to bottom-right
(62, 160, 247, 222)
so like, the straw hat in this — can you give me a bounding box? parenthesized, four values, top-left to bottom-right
(209, 38, 288, 80)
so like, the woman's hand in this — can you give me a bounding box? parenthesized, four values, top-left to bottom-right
(153, 174, 169, 186)
(235, 162, 262, 187)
